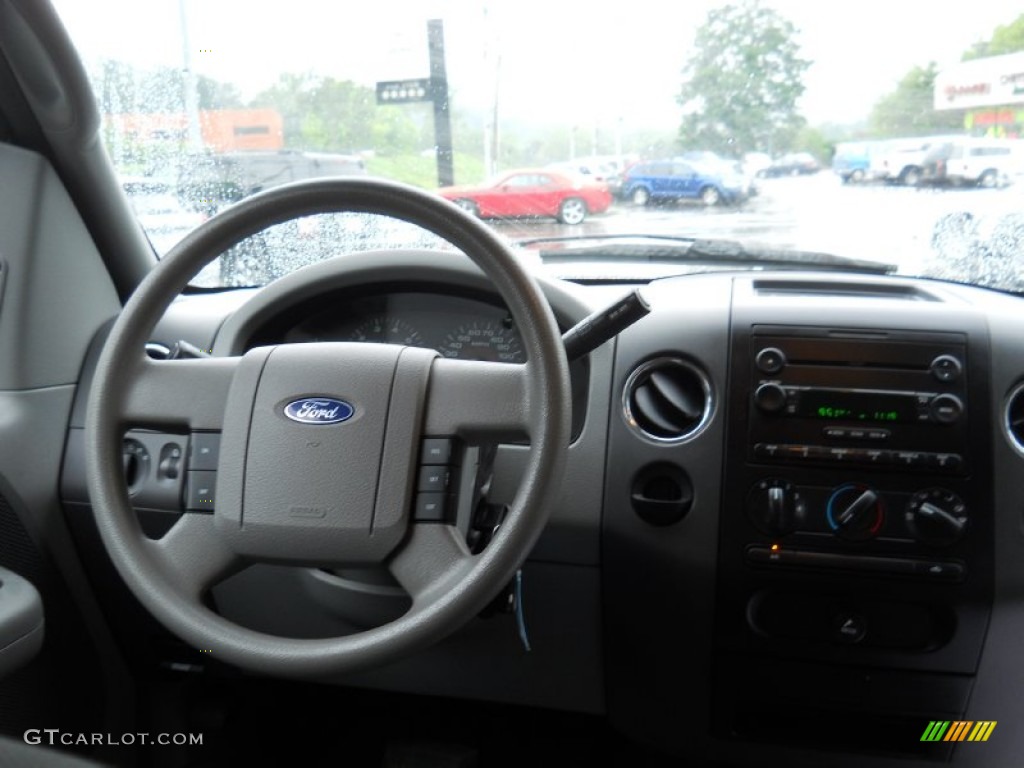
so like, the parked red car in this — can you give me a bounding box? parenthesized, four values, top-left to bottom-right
(438, 169, 611, 225)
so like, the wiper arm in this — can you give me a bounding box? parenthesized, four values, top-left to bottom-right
(527, 235, 896, 275)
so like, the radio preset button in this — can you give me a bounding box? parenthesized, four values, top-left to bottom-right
(864, 449, 892, 466)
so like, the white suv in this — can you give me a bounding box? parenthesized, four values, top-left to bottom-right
(868, 137, 954, 186)
(921, 137, 1023, 187)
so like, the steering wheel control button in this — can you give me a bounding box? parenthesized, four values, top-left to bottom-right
(832, 612, 867, 644)
(414, 493, 449, 522)
(157, 442, 184, 480)
(185, 471, 217, 512)
(189, 432, 221, 471)
(930, 354, 963, 382)
(122, 439, 150, 491)
(755, 347, 786, 374)
(420, 438, 454, 465)
(417, 466, 450, 493)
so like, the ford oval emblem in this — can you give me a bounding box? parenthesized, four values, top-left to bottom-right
(283, 397, 354, 425)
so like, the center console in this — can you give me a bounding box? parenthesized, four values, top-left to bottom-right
(714, 317, 994, 757)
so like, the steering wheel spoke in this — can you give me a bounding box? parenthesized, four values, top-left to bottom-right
(424, 358, 530, 440)
(388, 523, 477, 605)
(121, 356, 239, 430)
(144, 513, 243, 599)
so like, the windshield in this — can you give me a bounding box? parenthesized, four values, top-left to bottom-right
(52, 1, 1024, 290)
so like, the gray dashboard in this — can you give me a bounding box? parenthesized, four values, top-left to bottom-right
(60, 252, 1024, 767)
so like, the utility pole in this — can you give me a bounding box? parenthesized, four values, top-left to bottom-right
(427, 20, 454, 187)
(178, 0, 202, 150)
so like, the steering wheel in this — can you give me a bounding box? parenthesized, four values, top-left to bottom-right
(84, 178, 571, 677)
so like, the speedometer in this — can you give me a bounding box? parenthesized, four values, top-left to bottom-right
(347, 315, 425, 347)
(442, 319, 524, 363)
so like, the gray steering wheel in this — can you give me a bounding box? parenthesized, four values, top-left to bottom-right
(84, 178, 571, 677)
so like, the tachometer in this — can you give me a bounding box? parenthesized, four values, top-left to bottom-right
(347, 315, 425, 347)
(442, 318, 524, 363)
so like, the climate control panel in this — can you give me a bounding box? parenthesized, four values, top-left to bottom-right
(744, 479, 969, 547)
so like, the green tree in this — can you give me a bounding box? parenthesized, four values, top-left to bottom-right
(196, 75, 243, 110)
(678, 0, 810, 156)
(962, 13, 1024, 60)
(868, 63, 963, 137)
(251, 74, 427, 154)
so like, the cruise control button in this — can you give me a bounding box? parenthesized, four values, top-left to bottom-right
(420, 438, 453, 465)
(414, 493, 448, 522)
(190, 432, 221, 471)
(417, 465, 450, 493)
(185, 471, 216, 512)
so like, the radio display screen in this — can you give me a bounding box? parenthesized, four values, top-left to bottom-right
(799, 391, 919, 423)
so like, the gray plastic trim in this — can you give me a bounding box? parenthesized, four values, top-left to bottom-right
(0, 144, 119, 389)
(0, 565, 43, 679)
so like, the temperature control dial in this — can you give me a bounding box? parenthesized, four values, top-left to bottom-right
(747, 479, 806, 536)
(906, 488, 968, 546)
(827, 484, 884, 541)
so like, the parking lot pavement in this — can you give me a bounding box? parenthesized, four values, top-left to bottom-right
(489, 173, 1024, 278)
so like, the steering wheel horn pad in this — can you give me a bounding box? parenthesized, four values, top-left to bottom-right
(215, 342, 436, 564)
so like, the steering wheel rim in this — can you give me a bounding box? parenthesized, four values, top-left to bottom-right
(84, 178, 571, 677)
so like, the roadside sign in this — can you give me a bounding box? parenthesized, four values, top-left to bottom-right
(375, 78, 433, 105)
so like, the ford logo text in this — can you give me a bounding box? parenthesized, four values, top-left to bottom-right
(283, 397, 355, 425)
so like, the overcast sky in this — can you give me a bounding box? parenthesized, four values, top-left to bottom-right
(53, 0, 1018, 131)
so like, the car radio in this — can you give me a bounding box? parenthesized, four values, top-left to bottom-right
(745, 329, 969, 475)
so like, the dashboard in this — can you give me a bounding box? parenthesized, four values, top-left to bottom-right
(59, 250, 1024, 767)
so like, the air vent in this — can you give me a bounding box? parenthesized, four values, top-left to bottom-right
(623, 357, 713, 442)
(1005, 383, 1024, 455)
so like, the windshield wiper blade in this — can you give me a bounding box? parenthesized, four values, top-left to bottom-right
(526, 235, 897, 275)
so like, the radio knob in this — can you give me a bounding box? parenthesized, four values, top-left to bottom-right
(753, 383, 787, 414)
(929, 394, 963, 424)
(827, 484, 884, 541)
(906, 488, 968, 546)
(747, 479, 805, 536)
(755, 347, 787, 374)
(930, 354, 963, 382)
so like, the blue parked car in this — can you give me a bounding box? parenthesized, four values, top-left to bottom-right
(622, 159, 750, 207)
(832, 142, 873, 183)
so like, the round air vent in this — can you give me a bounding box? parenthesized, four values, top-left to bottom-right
(623, 357, 713, 442)
(1004, 382, 1024, 455)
